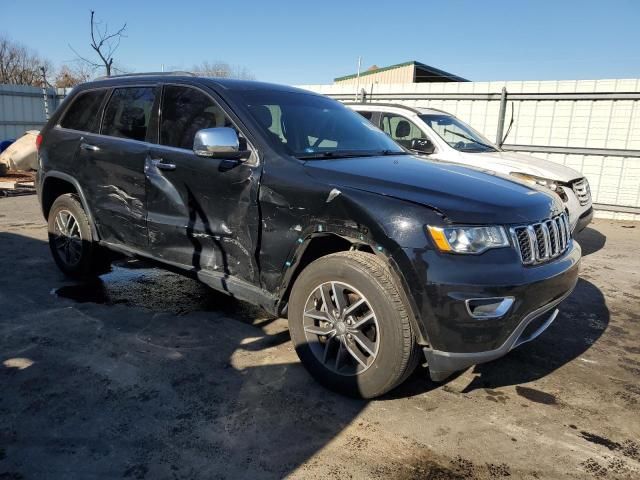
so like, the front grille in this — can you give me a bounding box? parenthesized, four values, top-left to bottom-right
(572, 178, 591, 206)
(510, 212, 571, 265)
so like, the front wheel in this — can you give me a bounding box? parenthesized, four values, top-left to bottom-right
(288, 251, 419, 398)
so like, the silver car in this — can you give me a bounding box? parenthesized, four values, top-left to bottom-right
(350, 103, 593, 233)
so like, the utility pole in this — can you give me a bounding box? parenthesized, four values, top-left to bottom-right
(40, 66, 50, 121)
(496, 87, 508, 146)
(354, 56, 362, 101)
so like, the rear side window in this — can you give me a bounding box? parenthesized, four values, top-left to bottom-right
(59, 90, 107, 133)
(357, 111, 374, 121)
(160, 85, 234, 149)
(101, 87, 156, 142)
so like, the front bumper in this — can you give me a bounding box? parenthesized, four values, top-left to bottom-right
(573, 206, 593, 234)
(561, 184, 592, 233)
(424, 288, 571, 381)
(398, 239, 581, 381)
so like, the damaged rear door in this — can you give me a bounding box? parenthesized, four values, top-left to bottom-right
(145, 83, 261, 284)
(80, 85, 158, 250)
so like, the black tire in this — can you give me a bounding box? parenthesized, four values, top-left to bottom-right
(47, 193, 111, 278)
(288, 251, 419, 399)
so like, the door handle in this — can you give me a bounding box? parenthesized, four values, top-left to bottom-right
(80, 142, 100, 151)
(151, 158, 176, 171)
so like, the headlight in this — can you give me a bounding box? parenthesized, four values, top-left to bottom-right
(510, 172, 558, 191)
(427, 225, 509, 254)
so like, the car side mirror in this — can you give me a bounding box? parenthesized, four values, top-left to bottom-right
(410, 138, 435, 155)
(193, 127, 249, 159)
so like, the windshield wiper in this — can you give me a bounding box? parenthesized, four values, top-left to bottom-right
(379, 149, 408, 155)
(296, 150, 404, 160)
(297, 152, 367, 160)
(443, 128, 496, 151)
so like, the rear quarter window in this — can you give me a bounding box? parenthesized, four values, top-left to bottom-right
(59, 89, 107, 133)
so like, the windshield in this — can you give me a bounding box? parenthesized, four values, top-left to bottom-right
(236, 90, 406, 158)
(419, 114, 498, 153)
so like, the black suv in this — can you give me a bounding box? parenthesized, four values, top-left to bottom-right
(36, 74, 580, 398)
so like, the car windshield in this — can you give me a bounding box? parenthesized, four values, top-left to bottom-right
(419, 114, 498, 153)
(236, 90, 406, 158)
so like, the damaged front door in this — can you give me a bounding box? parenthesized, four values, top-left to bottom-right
(145, 84, 261, 284)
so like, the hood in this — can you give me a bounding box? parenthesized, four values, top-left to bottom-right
(304, 154, 563, 225)
(472, 150, 584, 183)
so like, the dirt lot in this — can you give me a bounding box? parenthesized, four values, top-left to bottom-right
(1, 195, 639, 479)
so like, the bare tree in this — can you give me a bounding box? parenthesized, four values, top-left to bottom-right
(0, 35, 52, 86)
(54, 64, 92, 88)
(191, 61, 255, 80)
(70, 10, 127, 77)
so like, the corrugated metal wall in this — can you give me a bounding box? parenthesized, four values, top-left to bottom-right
(298, 79, 640, 221)
(0, 84, 67, 140)
(334, 64, 415, 86)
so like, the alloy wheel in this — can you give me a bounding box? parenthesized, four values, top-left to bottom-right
(52, 209, 83, 266)
(302, 281, 380, 376)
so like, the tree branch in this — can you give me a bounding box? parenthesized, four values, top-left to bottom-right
(70, 10, 126, 77)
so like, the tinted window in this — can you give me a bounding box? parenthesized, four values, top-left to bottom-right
(101, 87, 156, 141)
(381, 114, 427, 149)
(357, 111, 374, 121)
(160, 86, 234, 149)
(60, 89, 107, 133)
(237, 91, 404, 158)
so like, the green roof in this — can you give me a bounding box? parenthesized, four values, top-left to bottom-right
(334, 61, 467, 83)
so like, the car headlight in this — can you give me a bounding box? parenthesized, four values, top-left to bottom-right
(510, 172, 559, 191)
(427, 225, 509, 254)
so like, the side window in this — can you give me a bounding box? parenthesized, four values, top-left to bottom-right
(59, 90, 107, 133)
(160, 85, 234, 149)
(381, 114, 426, 148)
(357, 111, 374, 121)
(101, 87, 156, 142)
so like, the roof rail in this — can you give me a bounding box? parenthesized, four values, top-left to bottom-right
(94, 71, 196, 80)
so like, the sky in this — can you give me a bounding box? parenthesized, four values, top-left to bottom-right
(3, 0, 640, 85)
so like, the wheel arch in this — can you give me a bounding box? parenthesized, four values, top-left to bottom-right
(276, 232, 430, 346)
(41, 171, 99, 240)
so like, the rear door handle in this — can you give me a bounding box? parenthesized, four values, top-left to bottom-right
(80, 142, 100, 151)
(151, 158, 176, 171)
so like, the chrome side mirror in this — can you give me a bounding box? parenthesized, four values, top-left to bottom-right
(193, 127, 241, 157)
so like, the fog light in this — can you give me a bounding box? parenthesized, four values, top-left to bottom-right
(465, 297, 514, 319)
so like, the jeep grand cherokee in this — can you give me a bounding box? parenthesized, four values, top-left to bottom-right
(36, 74, 580, 398)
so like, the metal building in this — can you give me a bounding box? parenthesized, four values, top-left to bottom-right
(333, 61, 468, 86)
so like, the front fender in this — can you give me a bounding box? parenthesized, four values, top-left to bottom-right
(262, 184, 441, 345)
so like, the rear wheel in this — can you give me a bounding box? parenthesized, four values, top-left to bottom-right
(48, 194, 111, 278)
(288, 251, 419, 398)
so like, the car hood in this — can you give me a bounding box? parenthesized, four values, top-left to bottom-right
(468, 150, 584, 183)
(304, 154, 562, 225)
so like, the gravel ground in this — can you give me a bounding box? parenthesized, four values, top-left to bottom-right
(0, 195, 639, 479)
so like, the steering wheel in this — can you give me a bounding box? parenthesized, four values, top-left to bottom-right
(454, 141, 466, 150)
